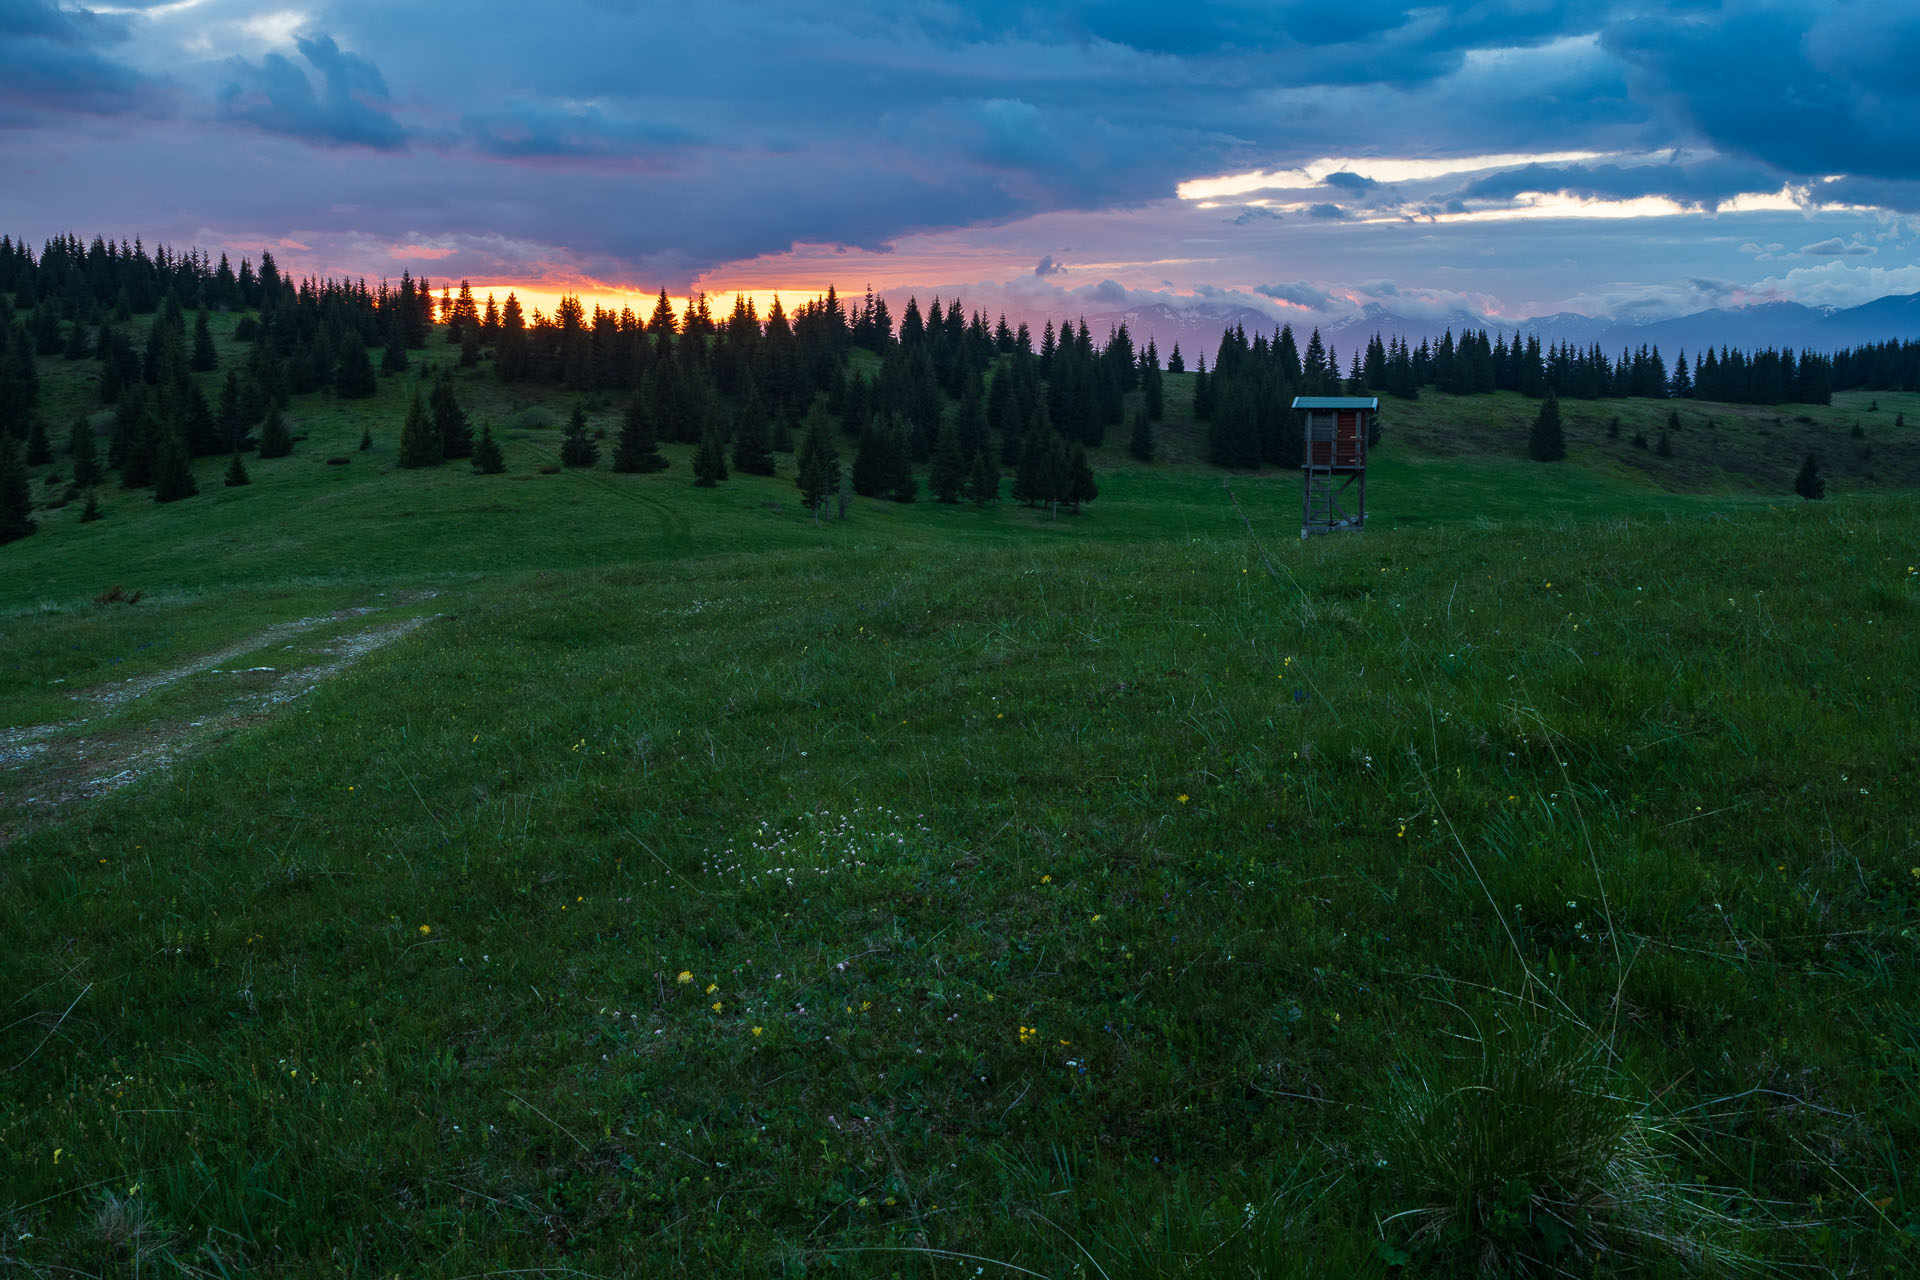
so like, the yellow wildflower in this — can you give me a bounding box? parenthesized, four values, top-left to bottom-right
(676, 970, 693, 984)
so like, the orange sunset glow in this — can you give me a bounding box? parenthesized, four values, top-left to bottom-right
(450, 283, 856, 324)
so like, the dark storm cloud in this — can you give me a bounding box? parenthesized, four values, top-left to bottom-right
(462, 102, 701, 161)
(0, 0, 164, 121)
(1321, 171, 1376, 193)
(1803, 175, 1920, 216)
(219, 33, 407, 150)
(1604, 3, 1920, 182)
(7, 0, 1916, 308)
(1448, 157, 1786, 209)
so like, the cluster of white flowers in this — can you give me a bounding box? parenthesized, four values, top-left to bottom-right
(698, 804, 930, 890)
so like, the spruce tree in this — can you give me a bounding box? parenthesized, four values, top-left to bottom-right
(25, 416, 51, 466)
(0, 323, 39, 439)
(796, 406, 839, 517)
(122, 400, 161, 486)
(1655, 429, 1673, 458)
(180, 379, 222, 457)
(79, 491, 101, 522)
(1042, 433, 1071, 518)
(928, 424, 965, 502)
(1794, 452, 1824, 499)
(69, 418, 101, 487)
(216, 372, 245, 448)
(224, 449, 250, 487)
(1528, 393, 1566, 462)
(471, 423, 506, 474)
(0, 436, 33, 543)
(612, 395, 668, 473)
(1128, 406, 1156, 462)
(1064, 442, 1098, 513)
(63, 315, 90, 362)
(257, 411, 293, 459)
(398, 389, 440, 467)
(560, 404, 599, 467)
(32, 301, 62, 356)
(335, 333, 377, 397)
(1167, 343, 1185, 374)
(1013, 428, 1047, 507)
(730, 409, 775, 476)
(152, 428, 198, 502)
(852, 423, 888, 498)
(360, 426, 372, 452)
(963, 447, 999, 507)
(98, 326, 124, 403)
(887, 436, 917, 504)
(191, 309, 218, 372)
(692, 424, 728, 486)
(430, 376, 474, 458)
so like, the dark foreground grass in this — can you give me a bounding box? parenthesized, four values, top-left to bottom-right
(3, 489, 1919, 1276)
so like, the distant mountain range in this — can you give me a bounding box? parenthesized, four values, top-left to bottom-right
(1059, 292, 1920, 365)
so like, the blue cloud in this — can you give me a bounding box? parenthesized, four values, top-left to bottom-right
(1605, 6, 1920, 182)
(1449, 157, 1786, 209)
(1034, 254, 1065, 277)
(0, 0, 162, 121)
(1256, 281, 1331, 308)
(6, 0, 1917, 317)
(463, 101, 700, 161)
(220, 33, 407, 150)
(1801, 237, 1873, 257)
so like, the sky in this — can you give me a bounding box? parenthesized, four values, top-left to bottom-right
(4, 0, 1920, 333)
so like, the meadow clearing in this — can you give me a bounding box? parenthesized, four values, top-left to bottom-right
(2, 320, 1918, 1277)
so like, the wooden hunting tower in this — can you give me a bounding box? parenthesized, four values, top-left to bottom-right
(1294, 396, 1376, 538)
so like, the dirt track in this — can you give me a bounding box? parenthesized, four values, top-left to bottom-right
(0, 599, 435, 829)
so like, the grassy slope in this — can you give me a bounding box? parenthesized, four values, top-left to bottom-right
(2, 322, 1918, 1277)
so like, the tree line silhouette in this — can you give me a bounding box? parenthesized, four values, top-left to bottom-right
(4, 230, 1920, 543)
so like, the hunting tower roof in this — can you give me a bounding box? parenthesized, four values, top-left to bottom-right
(1291, 396, 1380, 410)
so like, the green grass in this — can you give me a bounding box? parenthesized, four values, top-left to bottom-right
(3, 328, 1919, 1277)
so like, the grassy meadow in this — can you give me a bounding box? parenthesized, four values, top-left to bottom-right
(3, 318, 1919, 1277)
